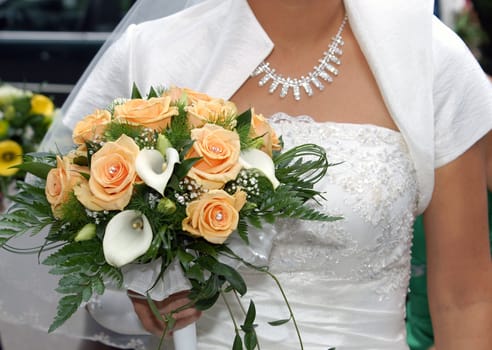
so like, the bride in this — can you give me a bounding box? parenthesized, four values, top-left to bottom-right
(1, 0, 491, 349)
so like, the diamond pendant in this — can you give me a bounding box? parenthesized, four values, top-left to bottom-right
(251, 15, 348, 101)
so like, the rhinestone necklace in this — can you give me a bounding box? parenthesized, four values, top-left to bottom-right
(251, 15, 348, 101)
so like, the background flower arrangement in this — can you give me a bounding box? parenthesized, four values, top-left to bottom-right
(0, 84, 339, 349)
(0, 84, 55, 210)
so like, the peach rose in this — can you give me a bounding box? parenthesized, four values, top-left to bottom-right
(186, 124, 242, 189)
(250, 111, 282, 156)
(182, 189, 247, 244)
(74, 134, 139, 211)
(46, 156, 88, 218)
(73, 109, 111, 145)
(113, 96, 178, 130)
(187, 98, 238, 128)
(163, 86, 214, 105)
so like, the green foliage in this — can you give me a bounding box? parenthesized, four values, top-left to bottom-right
(131, 83, 142, 99)
(235, 109, 257, 150)
(1, 181, 53, 246)
(241, 301, 258, 350)
(14, 152, 56, 179)
(104, 121, 155, 149)
(164, 105, 191, 151)
(43, 240, 122, 332)
(274, 143, 331, 189)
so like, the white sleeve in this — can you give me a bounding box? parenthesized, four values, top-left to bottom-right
(432, 18, 492, 168)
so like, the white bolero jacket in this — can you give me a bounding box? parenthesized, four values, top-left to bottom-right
(62, 0, 492, 214)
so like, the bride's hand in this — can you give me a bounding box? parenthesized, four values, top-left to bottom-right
(128, 290, 202, 337)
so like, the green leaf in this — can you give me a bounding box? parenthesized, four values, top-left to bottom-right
(13, 161, 54, 179)
(177, 247, 195, 265)
(48, 294, 82, 332)
(193, 291, 220, 310)
(184, 264, 204, 282)
(187, 241, 219, 257)
(81, 286, 93, 302)
(92, 276, 105, 295)
(1, 181, 53, 246)
(131, 83, 142, 99)
(146, 293, 166, 323)
(236, 217, 249, 244)
(194, 256, 247, 295)
(215, 263, 247, 296)
(243, 300, 256, 331)
(147, 86, 158, 98)
(236, 109, 251, 128)
(232, 333, 243, 350)
(174, 157, 201, 180)
(244, 331, 258, 350)
(42, 240, 122, 331)
(268, 318, 291, 326)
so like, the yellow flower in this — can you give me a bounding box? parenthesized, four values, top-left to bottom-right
(0, 140, 22, 176)
(30, 94, 54, 117)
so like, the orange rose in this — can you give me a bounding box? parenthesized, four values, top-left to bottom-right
(45, 156, 87, 218)
(74, 135, 139, 211)
(250, 111, 282, 156)
(73, 109, 111, 145)
(113, 96, 178, 130)
(186, 124, 242, 189)
(163, 86, 214, 105)
(187, 98, 238, 128)
(182, 190, 247, 244)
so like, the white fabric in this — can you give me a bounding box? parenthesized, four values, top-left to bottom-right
(1, 0, 492, 349)
(194, 114, 419, 349)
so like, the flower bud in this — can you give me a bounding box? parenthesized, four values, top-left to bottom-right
(156, 134, 173, 156)
(74, 223, 96, 242)
(157, 197, 176, 215)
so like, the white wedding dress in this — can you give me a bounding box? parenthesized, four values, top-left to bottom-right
(193, 113, 418, 350)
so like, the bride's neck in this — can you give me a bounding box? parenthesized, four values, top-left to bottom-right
(247, 0, 345, 50)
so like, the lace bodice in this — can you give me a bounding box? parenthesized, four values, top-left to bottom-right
(268, 113, 418, 293)
(196, 113, 419, 350)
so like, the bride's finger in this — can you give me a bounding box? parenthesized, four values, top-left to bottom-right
(128, 290, 201, 336)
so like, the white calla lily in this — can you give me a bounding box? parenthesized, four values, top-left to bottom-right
(135, 147, 180, 195)
(239, 148, 280, 189)
(103, 210, 153, 268)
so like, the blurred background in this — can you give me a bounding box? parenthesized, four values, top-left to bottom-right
(0, 0, 136, 106)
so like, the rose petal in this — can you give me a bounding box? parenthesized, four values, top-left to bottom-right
(239, 148, 280, 189)
(103, 210, 153, 268)
(135, 147, 180, 195)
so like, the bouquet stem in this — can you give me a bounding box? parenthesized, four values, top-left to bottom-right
(173, 322, 197, 350)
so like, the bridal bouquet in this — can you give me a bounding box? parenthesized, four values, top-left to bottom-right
(1, 85, 338, 349)
(0, 84, 55, 210)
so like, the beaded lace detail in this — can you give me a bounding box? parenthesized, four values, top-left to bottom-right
(266, 113, 418, 299)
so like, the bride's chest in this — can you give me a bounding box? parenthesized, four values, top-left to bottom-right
(267, 115, 419, 286)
